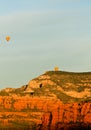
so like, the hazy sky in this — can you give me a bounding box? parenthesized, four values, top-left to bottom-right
(0, 0, 91, 88)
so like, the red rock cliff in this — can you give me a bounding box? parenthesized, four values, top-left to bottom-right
(0, 96, 91, 129)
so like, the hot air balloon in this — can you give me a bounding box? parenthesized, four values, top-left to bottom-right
(6, 36, 10, 41)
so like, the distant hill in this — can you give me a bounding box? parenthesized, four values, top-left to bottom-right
(1, 70, 91, 103)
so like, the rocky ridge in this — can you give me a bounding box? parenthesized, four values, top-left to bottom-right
(0, 70, 91, 129)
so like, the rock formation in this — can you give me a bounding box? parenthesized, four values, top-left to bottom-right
(0, 70, 91, 129)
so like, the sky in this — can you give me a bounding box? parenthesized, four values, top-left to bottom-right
(0, 0, 91, 88)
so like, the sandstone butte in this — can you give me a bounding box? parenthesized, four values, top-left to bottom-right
(0, 70, 91, 130)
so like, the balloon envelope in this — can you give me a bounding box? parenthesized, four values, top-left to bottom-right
(6, 36, 10, 41)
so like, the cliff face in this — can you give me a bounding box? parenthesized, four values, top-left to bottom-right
(0, 96, 91, 129)
(1, 71, 91, 101)
(41, 101, 91, 130)
(0, 71, 91, 129)
(27, 71, 91, 100)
